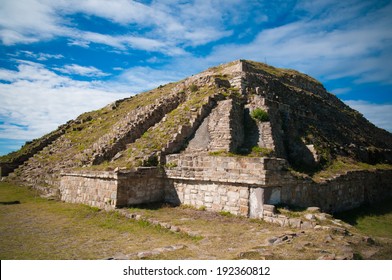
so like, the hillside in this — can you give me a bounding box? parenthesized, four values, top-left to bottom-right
(1, 59, 392, 192)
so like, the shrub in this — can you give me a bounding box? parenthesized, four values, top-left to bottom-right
(251, 146, 274, 157)
(164, 162, 178, 168)
(189, 84, 198, 92)
(219, 211, 234, 217)
(251, 108, 269, 122)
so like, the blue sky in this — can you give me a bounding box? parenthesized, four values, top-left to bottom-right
(0, 0, 391, 156)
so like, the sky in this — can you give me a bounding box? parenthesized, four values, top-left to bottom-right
(0, 0, 391, 156)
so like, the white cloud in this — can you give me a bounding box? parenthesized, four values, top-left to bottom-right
(0, 60, 187, 140)
(67, 39, 90, 48)
(1, 0, 391, 144)
(0, 0, 65, 45)
(19, 50, 64, 61)
(0, 61, 130, 140)
(330, 87, 352, 95)
(0, 0, 239, 54)
(345, 100, 392, 132)
(65, 30, 188, 55)
(200, 0, 392, 86)
(36, 53, 64, 61)
(114, 66, 185, 93)
(65, 0, 238, 46)
(62, 0, 154, 25)
(53, 64, 110, 77)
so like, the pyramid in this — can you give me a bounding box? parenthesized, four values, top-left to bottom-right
(1, 59, 391, 216)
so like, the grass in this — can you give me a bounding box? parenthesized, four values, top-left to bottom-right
(312, 156, 392, 181)
(250, 108, 269, 122)
(250, 146, 274, 157)
(2, 182, 392, 259)
(245, 60, 322, 86)
(335, 199, 392, 259)
(218, 211, 235, 217)
(0, 182, 193, 260)
(335, 198, 392, 239)
(208, 146, 274, 158)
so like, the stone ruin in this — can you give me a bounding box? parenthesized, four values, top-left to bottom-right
(2, 60, 392, 222)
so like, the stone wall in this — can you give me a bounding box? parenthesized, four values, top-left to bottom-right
(230, 98, 245, 152)
(165, 154, 288, 185)
(89, 91, 186, 165)
(163, 154, 290, 217)
(60, 167, 164, 210)
(245, 69, 392, 165)
(279, 170, 392, 213)
(165, 180, 249, 216)
(185, 97, 244, 154)
(165, 153, 392, 214)
(206, 99, 244, 153)
(162, 93, 224, 155)
(244, 94, 285, 157)
(59, 164, 392, 218)
(117, 168, 165, 206)
(60, 171, 118, 210)
(0, 123, 70, 177)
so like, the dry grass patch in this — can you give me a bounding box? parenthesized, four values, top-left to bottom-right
(0, 182, 194, 260)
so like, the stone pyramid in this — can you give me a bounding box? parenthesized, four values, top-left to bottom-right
(1, 59, 391, 216)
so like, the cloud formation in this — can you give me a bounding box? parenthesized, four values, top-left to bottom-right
(202, 0, 392, 86)
(53, 64, 110, 77)
(0, 60, 130, 140)
(0, 0, 240, 53)
(345, 100, 392, 133)
(0, 0, 391, 155)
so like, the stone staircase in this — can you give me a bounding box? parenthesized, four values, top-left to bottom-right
(87, 90, 187, 165)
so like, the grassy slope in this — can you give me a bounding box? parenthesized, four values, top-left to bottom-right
(0, 82, 180, 170)
(311, 156, 392, 182)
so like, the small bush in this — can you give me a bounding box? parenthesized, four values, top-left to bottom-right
(164, 162, 178, 168)
(208, 150, 226, 156)
(251, 108, 269, 122)
(219, 211, 234, 217)
(251, 146, 274, 157)
(189, 84, 198, 92)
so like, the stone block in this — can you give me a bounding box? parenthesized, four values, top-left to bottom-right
(301, 221, 315, 230)
(212, 203, 223, 211)
(304, 213, 316, 221)
(263, 204, 276, 214)
(288, 218, 301, 228)
(227, 190, 239, 200)
(240, 205, 249, 216)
